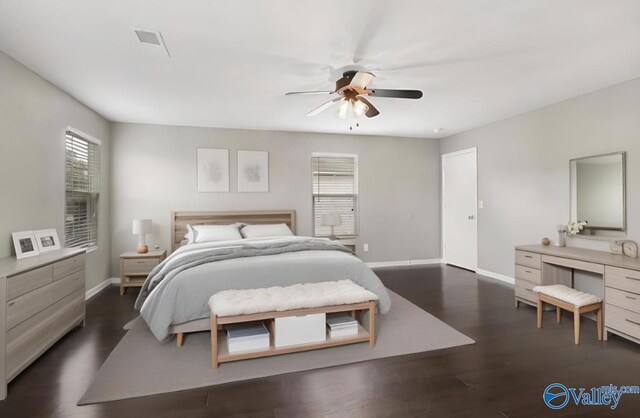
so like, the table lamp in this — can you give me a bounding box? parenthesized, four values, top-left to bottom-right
(132, 219, 152, 253)
(322, 213, 342, 240)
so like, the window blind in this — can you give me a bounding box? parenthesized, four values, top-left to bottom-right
(312, 155, 358, 237)
(65, 131, 100, 248)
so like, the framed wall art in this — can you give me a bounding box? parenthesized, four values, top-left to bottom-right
(197, 148, 230, 192)
(237, 150, 269, 192)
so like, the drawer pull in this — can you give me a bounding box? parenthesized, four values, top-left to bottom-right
(525, 255, 533, 259)
(525, 288, 533, 292)
(136, 261, 145, 264)
(625, 276, 640, 281)
(625, 295, 638, 300)
(625, 319, 640, 327)
(525, 270, 532, 274)
(8, 301, 15, 307)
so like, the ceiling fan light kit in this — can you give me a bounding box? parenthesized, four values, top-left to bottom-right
(286, 70, 423, 128)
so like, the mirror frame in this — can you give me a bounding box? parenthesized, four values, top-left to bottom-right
(570, 151, 626, 232)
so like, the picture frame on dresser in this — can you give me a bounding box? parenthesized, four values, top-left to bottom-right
(33, 229, 61, 253)
(11, 231, 39, 260)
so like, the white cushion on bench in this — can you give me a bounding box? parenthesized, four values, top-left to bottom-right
(533, 284, 602, 307)
(209, 279, 379, 317)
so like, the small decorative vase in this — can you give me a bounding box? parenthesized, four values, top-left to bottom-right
(556, 231, 566, 247)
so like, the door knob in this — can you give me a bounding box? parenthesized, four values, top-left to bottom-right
(468, 215, 475, 220)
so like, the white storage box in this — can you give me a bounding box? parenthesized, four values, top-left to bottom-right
(274, 313, 326, 347)
(226, 322, 270, 353)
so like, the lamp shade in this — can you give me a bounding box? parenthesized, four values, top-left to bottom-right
(132, 219, 152, 235)
(321, 213, 342, 227)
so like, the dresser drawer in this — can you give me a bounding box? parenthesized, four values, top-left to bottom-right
(6, 289, 85, 381)
(605, 287, 640, 315)
(124, 258, 159, 275)
(6, 265, 53, 301)
(605, 266, 640, 294)
(6, 282, 53, 330)
(52, 269, 85, 303)
(605, 304, 640, 340)
(53, 253, 85, 281)
(515, 251, 541, 269)
(515, 279, 538, 303)
(515, 265, 541, 284)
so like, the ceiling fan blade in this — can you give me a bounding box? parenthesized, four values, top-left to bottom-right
(370, 89, 423, 99)
(350, 72, 374, 90)
(285, 91, 335, 96)
(356, 97, 380, 118)
(306, 97, 344, 116)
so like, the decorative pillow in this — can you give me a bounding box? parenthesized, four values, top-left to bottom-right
(184, 224, 243, 244)
(240, 223, 294, 239)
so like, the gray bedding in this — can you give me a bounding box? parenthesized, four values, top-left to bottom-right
(137, 236, 391, 341)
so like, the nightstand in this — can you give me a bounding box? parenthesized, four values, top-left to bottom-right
(331, 239, 357, 255)
(119, 250, 166, 295)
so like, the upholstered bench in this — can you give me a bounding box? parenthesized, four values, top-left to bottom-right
(208, 280, 379, 367)
(533, 284, 603, 344)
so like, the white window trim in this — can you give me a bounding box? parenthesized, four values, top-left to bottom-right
(311, 152, 359, 194)
(311, 152, 359, 238)
(66, 126, 102, 146)
(64, 127, 101, 250)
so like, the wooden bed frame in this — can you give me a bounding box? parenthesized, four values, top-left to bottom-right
(168, 210, 296, 346)
(170, 210, 296, 253)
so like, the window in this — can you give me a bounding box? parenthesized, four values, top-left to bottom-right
(65, 129, 100, 249)
(312, 154, 358, 237)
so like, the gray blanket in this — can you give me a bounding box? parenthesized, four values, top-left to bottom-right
(137, 236, 391, 341)
(135, 237, 351, 310)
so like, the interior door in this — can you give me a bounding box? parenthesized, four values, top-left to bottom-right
(442, 148, 478, 271)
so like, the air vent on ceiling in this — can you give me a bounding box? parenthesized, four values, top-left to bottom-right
(135, 30, 161, 45)
(132, 28, 170, 58)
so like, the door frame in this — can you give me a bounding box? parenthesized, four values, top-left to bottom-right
(441, 147, 478, 271)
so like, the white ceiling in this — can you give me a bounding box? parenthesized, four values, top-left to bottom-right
(1, 0, 640, 138)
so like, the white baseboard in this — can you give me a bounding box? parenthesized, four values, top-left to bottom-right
(476, 269, 515, 285)
(367, 258, 443, 269)
(85, 277, 119, 300)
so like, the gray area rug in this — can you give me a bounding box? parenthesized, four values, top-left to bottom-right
(79, 290, 474, 405)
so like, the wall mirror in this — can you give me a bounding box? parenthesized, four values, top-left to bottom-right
(570, 152, 626, 233)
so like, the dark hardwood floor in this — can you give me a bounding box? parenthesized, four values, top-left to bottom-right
(1, 265, 639, 418)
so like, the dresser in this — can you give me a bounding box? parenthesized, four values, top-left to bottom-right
(0, 248, 86, 400)
(515, 245, 640, 345)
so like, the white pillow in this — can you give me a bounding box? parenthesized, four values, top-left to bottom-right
(184, 224, 243, 244)
(240, 223, 294, 239)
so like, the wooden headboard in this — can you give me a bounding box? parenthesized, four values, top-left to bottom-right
(171, 210, 296, 252)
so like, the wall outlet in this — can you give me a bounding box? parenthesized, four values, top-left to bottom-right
(478, 200, 484, 209)
(363, 243, 369, 252)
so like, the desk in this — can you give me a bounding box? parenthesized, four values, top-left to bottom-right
(515, 245, 640, 345)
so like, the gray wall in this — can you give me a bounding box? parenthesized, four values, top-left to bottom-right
(110, 123, 441, 273)
(441, 77, 640, 279)
(0, 50, 111, 290)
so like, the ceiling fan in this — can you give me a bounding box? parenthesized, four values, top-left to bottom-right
(285, 70, 423, 120)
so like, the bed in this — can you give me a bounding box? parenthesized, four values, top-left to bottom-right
(135, 210, 391, 343)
